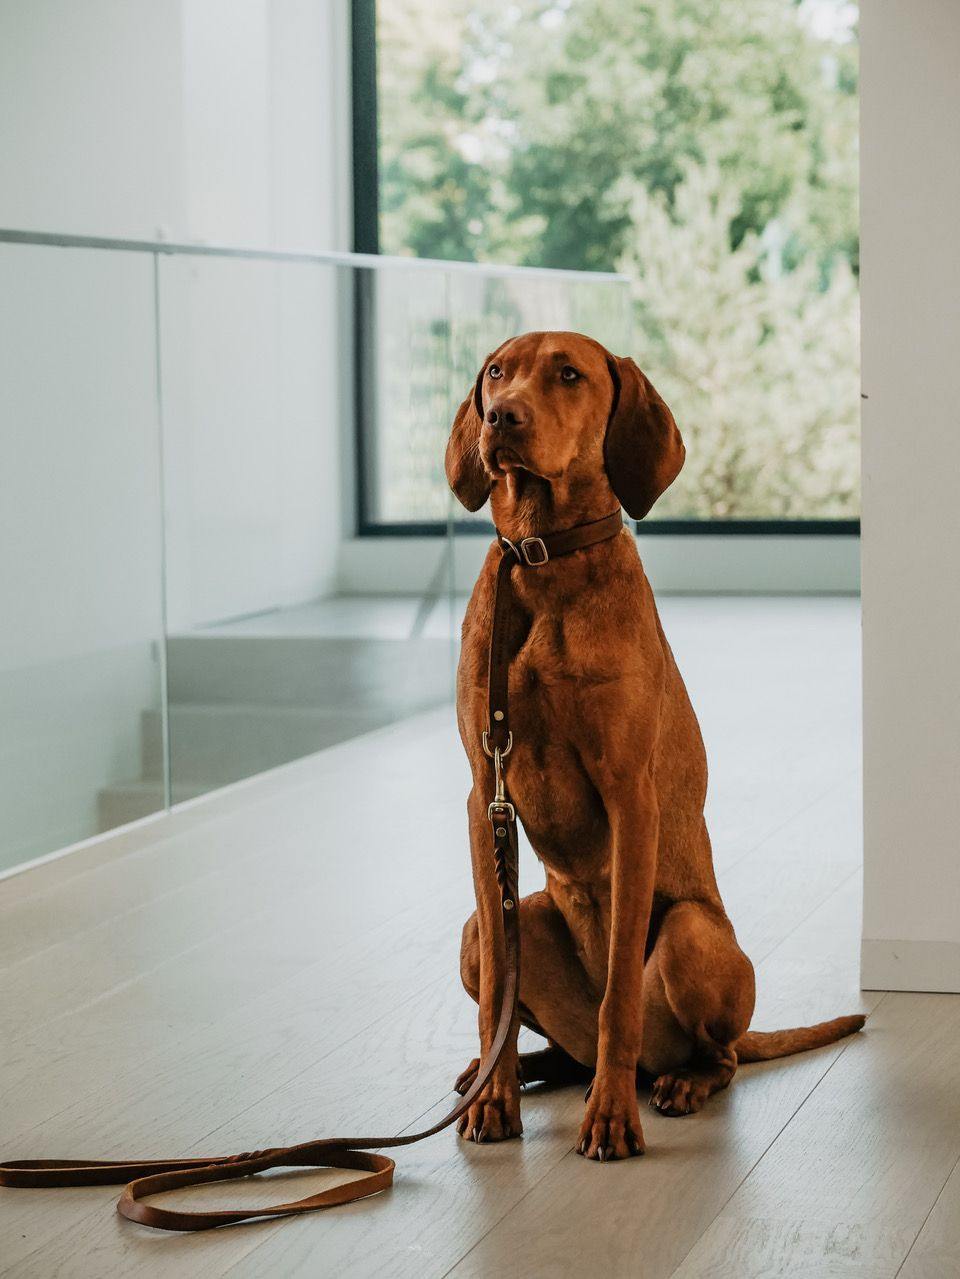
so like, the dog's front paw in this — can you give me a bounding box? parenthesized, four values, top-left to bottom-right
(456, 1078, 522, 1143)
(577, 1070, 644, 1160)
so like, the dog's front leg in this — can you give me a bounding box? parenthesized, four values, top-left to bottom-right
(456, 784, 523, 1144)
(578, 773, 658, 1160)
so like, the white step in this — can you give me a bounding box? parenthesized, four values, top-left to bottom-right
(165, 634, 454, 710)
(139, 703, 399, 785)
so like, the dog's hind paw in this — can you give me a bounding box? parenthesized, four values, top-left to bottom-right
(650, 1071, 712, 1116)
(454, 1058, 480, 1095)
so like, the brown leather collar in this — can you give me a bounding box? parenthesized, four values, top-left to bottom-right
(496, 507, 623, 566)
(485, 508, 623, 760)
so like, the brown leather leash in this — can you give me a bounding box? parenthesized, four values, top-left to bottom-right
(0, 509, 623, 1232)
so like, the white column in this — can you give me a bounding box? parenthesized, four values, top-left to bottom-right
(860, 1, 960, 992)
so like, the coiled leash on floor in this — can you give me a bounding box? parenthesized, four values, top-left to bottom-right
(0, 510, 623, 1232)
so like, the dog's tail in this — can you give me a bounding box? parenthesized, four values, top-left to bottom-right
(735, 1013, 866, 1063)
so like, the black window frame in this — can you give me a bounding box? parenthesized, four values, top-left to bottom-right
(349, 0, 859, 539)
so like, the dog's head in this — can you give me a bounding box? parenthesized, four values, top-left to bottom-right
(444, 331, 684, 520)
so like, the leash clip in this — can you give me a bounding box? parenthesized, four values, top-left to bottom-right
(487, 746, 516, 822)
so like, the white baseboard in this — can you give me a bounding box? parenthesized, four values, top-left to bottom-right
(861, 938, 960, 993)
(636, 533, 860, 594)
(338, 533, 861, 596)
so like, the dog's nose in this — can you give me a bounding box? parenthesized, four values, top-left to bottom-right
(486, 398, 527, 430)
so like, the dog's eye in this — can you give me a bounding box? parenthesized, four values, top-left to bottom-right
(488, 364, 503, 380)
(560, 365, 581, 383)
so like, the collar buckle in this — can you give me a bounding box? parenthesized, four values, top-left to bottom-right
(500, 535, 549, 566)
(518, 537, 549, 566)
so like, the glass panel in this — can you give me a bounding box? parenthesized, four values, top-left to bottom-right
(0, 244, 166, 872)
(158, 255, 461, 801)
(0, 237, 636, 870)
(360, 263, 452, 524)
(375, 0, 860, 523)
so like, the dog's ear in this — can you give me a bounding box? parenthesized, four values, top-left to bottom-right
(603, 356, 685, 519)
(445, 357, 494, 512)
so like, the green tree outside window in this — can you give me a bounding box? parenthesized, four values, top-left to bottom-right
(376, 0, 859, 521)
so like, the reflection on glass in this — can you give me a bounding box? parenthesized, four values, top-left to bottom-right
(0, 244, 166, 872)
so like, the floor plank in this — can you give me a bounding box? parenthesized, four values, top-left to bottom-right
(0, 705, 465, 969)
(671, 991, 960, 1278)
(897, 1154, 960, 1278)
(662, 597, 861, 871)
(671, 1216, 915, 1279)
(718, 774, 861, 965)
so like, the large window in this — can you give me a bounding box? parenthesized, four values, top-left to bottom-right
(357, 0, 859, 530)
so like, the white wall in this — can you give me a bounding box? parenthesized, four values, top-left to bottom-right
(178, 0, 349, 249)
(0, 1, 351, 868)
(0, 0, 351, 628)
(170, 0, 351, 622)
(0, 0, 350, 248)
(160, 254, 346, 630)
(0, 0, 186, 240)
(860, 2, 960, 992)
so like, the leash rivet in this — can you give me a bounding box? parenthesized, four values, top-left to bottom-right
(493, 710, 504, 721)
(496, 826, 506, 837)
(503, 899, 515, 910)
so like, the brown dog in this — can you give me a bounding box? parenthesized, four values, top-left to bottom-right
(446, 331, 864, 1161)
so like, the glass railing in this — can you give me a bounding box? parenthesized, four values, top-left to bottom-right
(0, 229, 631, 873)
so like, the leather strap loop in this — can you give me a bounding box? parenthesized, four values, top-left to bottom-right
(0, 509, 619, 1232)
(116, 1150, 396, 1231)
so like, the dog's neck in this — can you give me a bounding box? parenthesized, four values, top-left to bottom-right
(488, 469, 619, 541)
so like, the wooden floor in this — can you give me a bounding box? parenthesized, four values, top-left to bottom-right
(2, 596, 958, 1278)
